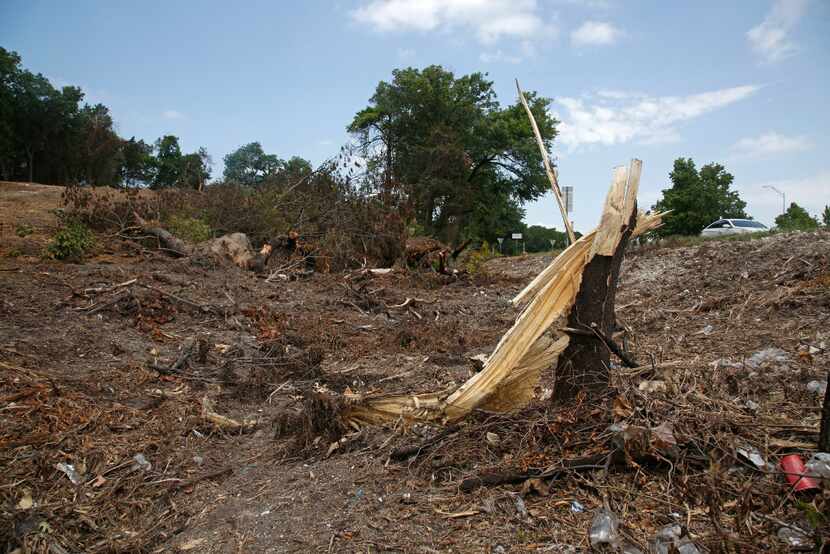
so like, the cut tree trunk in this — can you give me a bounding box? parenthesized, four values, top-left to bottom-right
(553, 208, 636, 402)
(134, 213, 192, 257)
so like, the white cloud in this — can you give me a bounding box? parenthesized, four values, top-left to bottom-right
(162, 109, 184, 120)
(397, 47, 416, 59)
(570, 21, 622, 46)
(738, 171, 830, 224)
(351, 0, 552, 44)
(555, 85, 760, 150)
(554, 0, 611, 8)
(480, 50, 522, 64)
(731, 131, 812, 158)
(747, 0, 808, 63)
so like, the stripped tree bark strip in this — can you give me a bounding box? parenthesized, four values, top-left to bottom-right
(515, 79, 576, 244)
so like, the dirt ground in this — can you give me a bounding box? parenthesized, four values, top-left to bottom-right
(1, 182, 829, 553)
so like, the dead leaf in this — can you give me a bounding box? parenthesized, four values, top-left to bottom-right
(16, 491, 33, 510)
(179, 538, 206, 551)
(613, 396, 634, 418)
(520, 478, 550, 497)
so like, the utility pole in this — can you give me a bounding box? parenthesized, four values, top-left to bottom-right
(763, 185, 786, 216)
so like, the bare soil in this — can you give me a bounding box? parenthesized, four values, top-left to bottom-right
(1, 182, 829, 553)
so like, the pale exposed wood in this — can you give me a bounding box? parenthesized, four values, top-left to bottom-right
(343, 162, 666, 427)
(590, 160, 641, 258)
(515, 79, 575, 244)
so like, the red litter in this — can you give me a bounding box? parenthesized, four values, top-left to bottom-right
(780, 454, 820, 492)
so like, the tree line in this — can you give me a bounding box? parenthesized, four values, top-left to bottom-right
(0, 47, 210, 189)
(2, 46, 826, 243)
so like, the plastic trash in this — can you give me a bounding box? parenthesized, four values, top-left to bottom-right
(55, 462, 83, 485)
(805, 452, 830, 482)
(777, 526, 810, 547)
(780, 454, 820, 491)
(806, 380, 827, 396)
(570, 500, 585, 513)
(700, 324, 714, 336)
(651, 525, 701, 554)
(736, 446, 768, 469)
(746, 347, 788, 368)
(589, 507, 620, 548)
(621, 543, 644, 554)
(132, 453, 152, 472)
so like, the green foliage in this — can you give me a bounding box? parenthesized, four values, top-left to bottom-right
(47, 221, 95, 260)
(821, 205, 830, 227)
(464, 240, 500, 274)
(15, 224, 33, 237)
(120, 137, 156, 186)
(775, 202, 819, 231)
(223, 142, 282, 186)
(349, 65, 557, 244)
(523, 225, 569, 252)
(153, 135, 183, 188)
(222, 142, 312, 189)
(166, 215, 212, 243)
(0, 48, 210, 188)
(653, 158, 747, 237)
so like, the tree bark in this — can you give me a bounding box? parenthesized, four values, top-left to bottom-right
(553, 208, 636, 402)
(26, 149, 34, 183)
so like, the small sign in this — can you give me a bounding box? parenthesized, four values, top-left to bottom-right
(496, 237, 504, 245)
(563, 186, 574, 213)
(511, 233, 522, 240)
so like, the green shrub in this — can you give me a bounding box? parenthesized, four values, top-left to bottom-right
(47, 221, 95, 261)
(15, 224, 33, 237)
(166, 215, 212, 243)
(465, 240, 499, 274)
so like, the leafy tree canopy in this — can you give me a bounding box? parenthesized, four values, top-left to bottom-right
(822, 205, 830, 227)
(349, 65, 558, 244)
(775, 202, 819, 231)
(652, 158, 747, 236)
(523, 225, 570, 252)
(0, 47, 209, 189)
(223, 142, 282, 186)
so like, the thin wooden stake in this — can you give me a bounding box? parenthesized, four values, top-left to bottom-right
(515, 79, 576, 244)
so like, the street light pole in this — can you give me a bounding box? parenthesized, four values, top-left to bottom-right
(763, 185, 786, 215)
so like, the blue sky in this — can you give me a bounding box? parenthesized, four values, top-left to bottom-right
(2, 0, 828, 231)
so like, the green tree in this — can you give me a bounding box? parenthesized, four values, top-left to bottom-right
(775, 202, 819, 231)
(153, 135, 183, 188)
(179, 147, 212, 190)
(73, 104, 123, 185)
(119, 137, 156, 187)
(349, 65, 557, 244)
(0, 48, 21, 180)
(822, 205, 830, 227)
(524, 225, 569, 252)
(223, 142, 281, 186)
(653, 158, 747, 236)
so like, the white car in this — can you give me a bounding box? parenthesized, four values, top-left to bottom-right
(701, 218, 768, 237)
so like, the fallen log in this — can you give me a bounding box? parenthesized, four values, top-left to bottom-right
(134, 212, 192, 257)
(132, 212, 273, 271)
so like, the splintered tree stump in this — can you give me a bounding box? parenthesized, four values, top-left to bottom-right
(554, 208, 636, 402)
